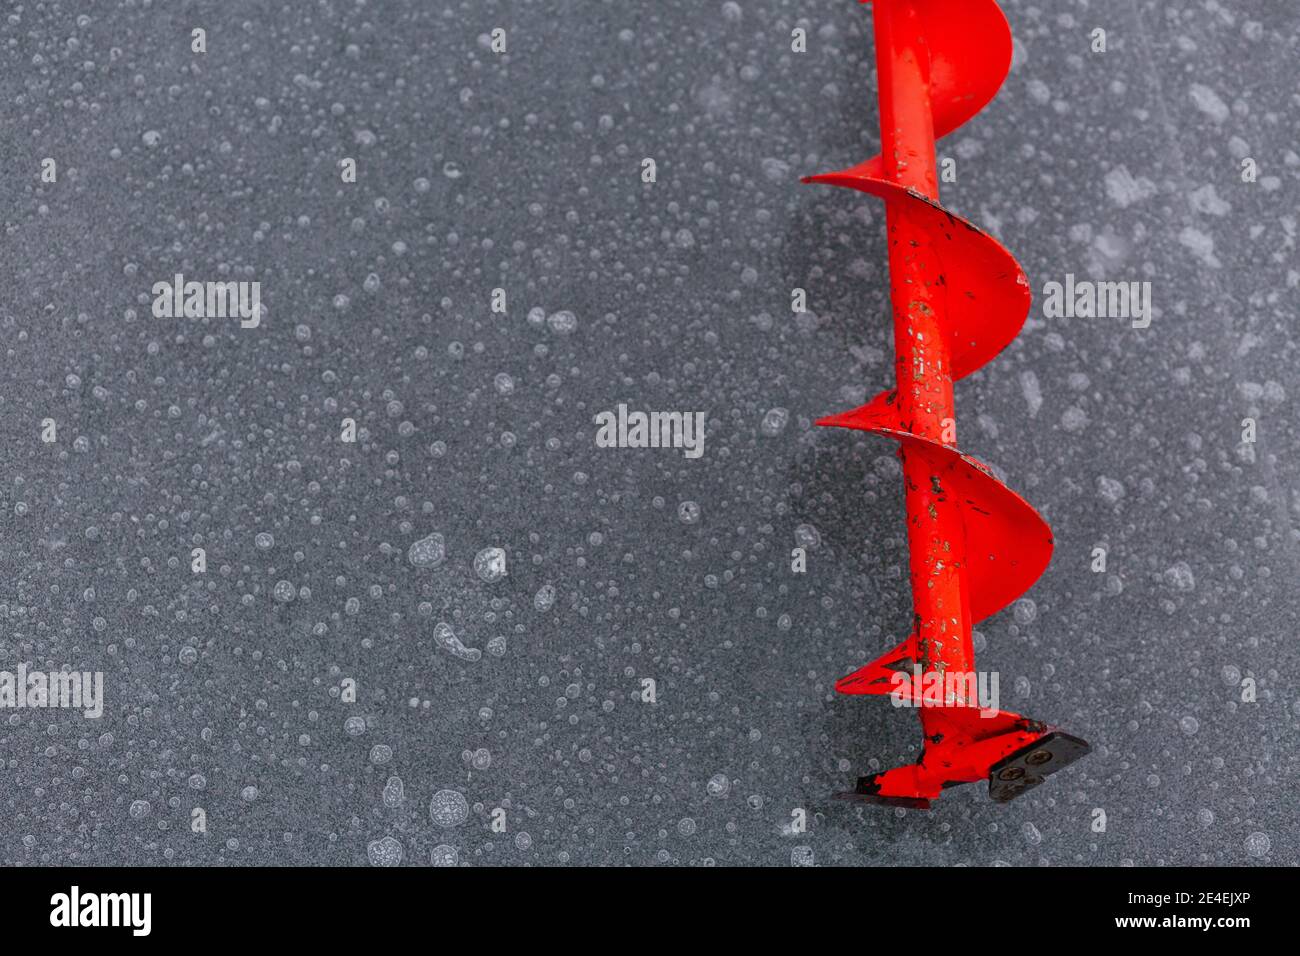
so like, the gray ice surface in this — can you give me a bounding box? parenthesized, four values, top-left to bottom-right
(1, 0, 1298, 866)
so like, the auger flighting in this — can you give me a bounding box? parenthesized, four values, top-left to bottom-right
(805, 0, 1088, 808)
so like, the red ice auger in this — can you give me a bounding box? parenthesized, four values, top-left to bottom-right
(805, 0, 1088, 808)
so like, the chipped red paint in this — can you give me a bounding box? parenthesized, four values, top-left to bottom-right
(804, 0, 1088, 807)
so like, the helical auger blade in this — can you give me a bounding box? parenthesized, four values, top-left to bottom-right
(803, 0, 1089, 808)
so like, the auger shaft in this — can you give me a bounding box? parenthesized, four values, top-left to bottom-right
(876, 0, 977, 697)
(807, 0, 1090, 807)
